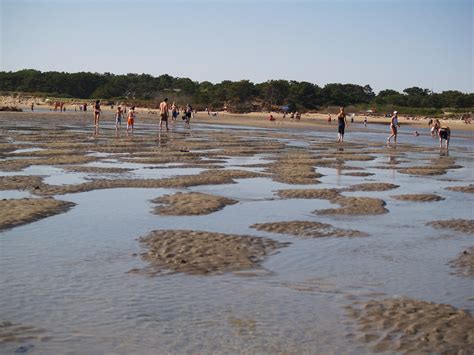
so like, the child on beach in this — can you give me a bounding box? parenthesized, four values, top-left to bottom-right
(115, 106, 123, 130)
(387, 111, 399, 144)
(363, 116, 368, 127)
(431, 119, 441, 137)
(127, 106, 136, 134)
(171, 102, 178, 121)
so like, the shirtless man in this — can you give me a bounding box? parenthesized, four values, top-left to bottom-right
(159, 98, 169, 131)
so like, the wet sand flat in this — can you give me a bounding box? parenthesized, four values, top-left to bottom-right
(426, 219, 474, 234)
(449, 246, 474, 277)
(446, 184, 474, 193)
(151, 192, 238, 215)
(346, 297, 474, 353)
(250, 221, 368, 238)
(138, 230, 289, 275)
(0, 112, 473, 354)
(0, 198, 75, 231)
(391, 193, 445, 202)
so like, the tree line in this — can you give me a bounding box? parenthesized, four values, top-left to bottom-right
(1, 69, 472, 112)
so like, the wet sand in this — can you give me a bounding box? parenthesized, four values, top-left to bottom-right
(0, 198, 75, 231)
(426, 219, 474, 234)
(446, 184, 474, 193)
(151, 192, 237, 215)
(137, 230, 289, 275)
(0, 321, 48, 345)
(346, 297, 474, 353)
(449, 247, 474, 278)
(391, 193, 445, 202)
(277, 188, 388, 215)
(0, 111, 473, 354)
(250, 221, 368, 238)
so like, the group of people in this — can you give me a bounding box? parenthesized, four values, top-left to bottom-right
(92, 98, 193, 135)
(158, 98, 193, 131)
(336, 107, 450, 148)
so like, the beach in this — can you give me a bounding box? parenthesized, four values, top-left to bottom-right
(0, 110, 473, 353)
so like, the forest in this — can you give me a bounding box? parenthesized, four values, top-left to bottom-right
(1, 69, 472, 113)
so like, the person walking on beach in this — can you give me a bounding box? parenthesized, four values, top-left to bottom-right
(387, 111, 399, 144)
(438, 126, 450, 149)
(115, 106, 123, 130)
(363, 116, 368, 127)
(159, 98, 169, 131)
(327, 113, 332, 124)
(337, 107, 347, 142)
(93, 100, 101, 127)
(184, 103, 193, 127)
(171, 102, 178, 121)
(127, 106, 136, 134)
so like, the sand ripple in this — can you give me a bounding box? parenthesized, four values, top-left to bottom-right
(317, 196, 388, 216)
(446, 184, 474, 194)
(449, 246, 474, 278)
(152, 192, 237, 216)
(137, 230, 289, 275)
(0, 198, 75, 231)
(277, 188, 388, 215)
(346, 297, 474, 353)
(345, 183, 399, 192)
(250, 220, 368, 238)
(0, 321, 48, 344)
(426, 219, 474, 234)
(391, 194, 445, 202)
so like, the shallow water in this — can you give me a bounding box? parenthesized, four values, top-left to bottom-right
(1, 118, 473, 354)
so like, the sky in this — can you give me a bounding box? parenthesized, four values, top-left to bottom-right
(1, 0, 472, 93)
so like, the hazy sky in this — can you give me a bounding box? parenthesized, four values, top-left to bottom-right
(1, 0, 472, 93)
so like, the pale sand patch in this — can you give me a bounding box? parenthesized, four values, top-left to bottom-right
(266, 152, 323, 185)
(32, 169, 261, 196)
(391, 194, 445, 202)
(0, 155, 97, 172)
(137, 230, 289, 275)
(446, 184, 474, 194)
(398, 167, 453, 176)
(342, 171, 375, 177)
(8, 148, 79, 157)
(331, 153, 376, 162)
(276, 188, 388, 215)
(0, 175, 44, 191)
(449, 246, 474, 277)
(0, 321, 49, 344)
(277, 188, 341, 200)
(426, 219, 474, 234)
(316, 196, 388, 216)
(346, 297, 474, 353)
(345, 182, 399, 192)
(250, 221, 368, 238)
(152, 192, 238, 216)
(398, 157, 462, 176)
(0, 198, 75, 231)
(62, 165, 133, 174)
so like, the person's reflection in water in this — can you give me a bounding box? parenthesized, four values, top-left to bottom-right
(336, 147, 343, 183)
(157, 130, 170, 148)
(387, 146, 398, 179)
(439, 149, 449, 157)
